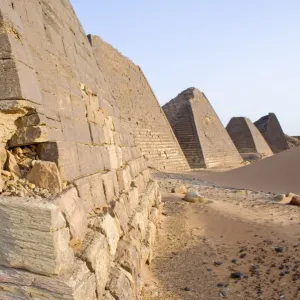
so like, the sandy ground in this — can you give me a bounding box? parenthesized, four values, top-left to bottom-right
(142, 173, 300, 300)
(191, 146, 300, 195)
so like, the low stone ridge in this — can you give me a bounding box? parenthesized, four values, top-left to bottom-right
(0, 0, 162, 299)
(162, 88, 243, 168)
(89, 35, 189, 172)
(226, 117, 273, 156)
(254, 113, 289, 153)
(285, 135, 300, 149)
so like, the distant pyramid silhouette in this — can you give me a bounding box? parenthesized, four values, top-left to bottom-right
(226, 117, 273, 155)
(254, 113, 289, 153)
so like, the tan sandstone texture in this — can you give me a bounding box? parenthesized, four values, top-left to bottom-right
(0, 0, 162, 299)
(89, 35, 189, 172)
(163, 88, 243, 168)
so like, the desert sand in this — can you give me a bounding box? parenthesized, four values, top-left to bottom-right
(193, 146, 300, 195)
(142, 155, 300, 299)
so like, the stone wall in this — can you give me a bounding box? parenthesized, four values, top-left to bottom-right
(89, 35, 189, 172)
(0, 1, 162, 299)
(254, 113, 289, 153)
(163, 88, 243, 168)
(226, 117, 273, 155)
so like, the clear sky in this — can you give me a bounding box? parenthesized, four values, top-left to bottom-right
(71, 0, 300, 135)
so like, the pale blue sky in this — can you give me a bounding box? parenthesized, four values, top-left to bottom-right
(71, 0, 300, 135)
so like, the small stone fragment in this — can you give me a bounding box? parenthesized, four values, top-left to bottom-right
(171, 184, 187, 194)
(184, 191, 207, 203)
(290, 196, 300, 207)
(275, 247, 285, 253)
(230, 272, 244, 279)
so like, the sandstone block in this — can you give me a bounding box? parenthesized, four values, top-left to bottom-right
(74, 173, 106, 213)
(89, 213, 120, 256)
(0, 260, 97, 299)
(0, 197, 74, 276)
(0, 146, 7, 169)
(27, 160, 62, 194)
(113, 199, 129, 234)
(115, 238, 141, 281)
(128, 187, 139, 211)
(6, 151, 21, 177)
(117, 166, 132, 192)
(80, 231, 111, 297)
(53, 187, 88, 242)
(107, 267, 135, 300)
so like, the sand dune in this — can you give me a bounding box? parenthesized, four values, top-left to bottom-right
(195, 146, 300, 194)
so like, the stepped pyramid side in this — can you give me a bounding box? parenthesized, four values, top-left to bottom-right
(163, 88, 243, 168)
(226, 117, 273, 155)
(89, 35, 189, 172)
(254, 113, 289, 153)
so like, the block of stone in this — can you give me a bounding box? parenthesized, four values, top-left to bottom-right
(27, 160, 62, 194)
(117, 166, 132, 192)
(0, 260, 97, 300)
(79, 231, 111, 297)
(53, 187, 88, 242)
(163, 88, 243, 168)
(5, 151, 21, 177)
(74, 173, 106, 213)
(89, 213, 121, 256)
(0, 197, 74, 276)
(106, 267, 135, 300)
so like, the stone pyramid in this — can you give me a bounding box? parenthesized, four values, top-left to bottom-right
(254, 113, 289, 153)
(163, 88, 243, 168)
(226, 117, 273, 155)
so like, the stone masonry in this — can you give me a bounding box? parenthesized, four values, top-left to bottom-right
(254, 113, 289, 153)
(89, 35, 189, 172)
(0, 1, 162, 299)
(163, 88, 243, 168)
(226, 117, 273, 155)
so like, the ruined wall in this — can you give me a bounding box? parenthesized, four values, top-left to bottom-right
(89, 35, 189, 172)
(0, 1, 162, 299)
(254, 113, 289, 153)
(163, 88, 243, 168)
(226, 117, 273, 155)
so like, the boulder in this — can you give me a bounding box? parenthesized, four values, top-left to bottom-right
(171, 184, 187, 194)
(290, 196, 300, 207)
(184, 191, 207, 203)
(27, 160, 62, 194)
(0, 147, 7, 169)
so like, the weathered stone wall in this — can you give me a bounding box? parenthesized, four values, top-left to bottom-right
(254, 113, 289, 153)
(163, 88, 243, 168)
(0, 1, 162, 299)
(89, 35, 189, 172)
(226, 117, 273, 155)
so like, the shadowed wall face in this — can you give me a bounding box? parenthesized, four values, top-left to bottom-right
(90, 35, 189, 172)
(226, 117, 273, 155)
(255, 113, 289, 153)
(163, 88, 243, 168)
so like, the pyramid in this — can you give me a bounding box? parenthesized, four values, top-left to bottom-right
(254, 113, 289, 153)
(226, 117, 273, 155)
(89, 35, 189, 172)
(163, 88, 243, 168)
